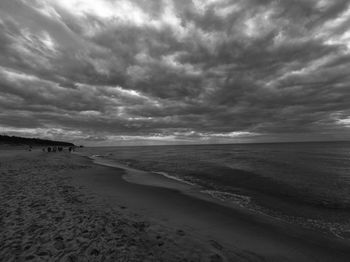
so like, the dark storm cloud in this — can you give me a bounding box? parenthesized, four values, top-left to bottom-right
(0, 0, 350, 145)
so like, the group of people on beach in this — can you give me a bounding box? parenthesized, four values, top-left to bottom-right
(42, 146, 74, 153)
(27, 145, 75, 152)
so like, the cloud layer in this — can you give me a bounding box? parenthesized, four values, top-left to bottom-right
(0, 0, 350, 145)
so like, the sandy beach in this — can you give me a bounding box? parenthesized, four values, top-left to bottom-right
(1, 149, 350, 261)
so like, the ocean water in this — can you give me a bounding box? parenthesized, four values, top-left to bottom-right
(80, 142, 350, 238)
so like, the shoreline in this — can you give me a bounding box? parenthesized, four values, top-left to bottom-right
(86, 153, 350, 241)
(74, 152, 350, 261)
(1, 149, 350, 261)
(1, 149, 235, 261)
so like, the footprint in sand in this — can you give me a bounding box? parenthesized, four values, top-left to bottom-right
(176, 229, 186, 236)
(209, 239, 223, 251)
(210, 253, 223, 262)
(25, 255, 36, 260)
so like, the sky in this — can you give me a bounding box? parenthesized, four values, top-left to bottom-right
(0, 0, 350, 146)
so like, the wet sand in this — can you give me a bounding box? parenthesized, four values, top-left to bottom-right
(75, 154, 350, 261)
(1, 149, 349, 261)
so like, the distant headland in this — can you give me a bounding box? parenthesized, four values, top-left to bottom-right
(0, 135, 75, 147)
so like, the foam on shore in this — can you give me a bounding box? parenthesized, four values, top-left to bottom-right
(86, 153, 350, 241)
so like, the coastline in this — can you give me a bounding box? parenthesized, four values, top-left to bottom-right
(1, 149, 350, 261)
(87, 152, 350, 240)
(76, 152, 350, 261)
(0, 149, 230, 261)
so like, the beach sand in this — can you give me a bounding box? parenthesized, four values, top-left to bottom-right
(1, 149, 350, 261)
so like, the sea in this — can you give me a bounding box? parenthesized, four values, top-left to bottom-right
(80, 141, 350, 239)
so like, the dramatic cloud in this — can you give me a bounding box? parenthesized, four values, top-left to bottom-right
(0, 0, 349, 145)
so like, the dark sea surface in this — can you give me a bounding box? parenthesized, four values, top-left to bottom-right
(81, 142, 350, 238)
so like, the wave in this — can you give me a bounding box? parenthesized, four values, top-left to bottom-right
(152, 171, 196, 186)
(87, 152, 350, 240)
(91, 154, 103, 158)
(90, 153, 113, 158)
(201, 190, 251, 207)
